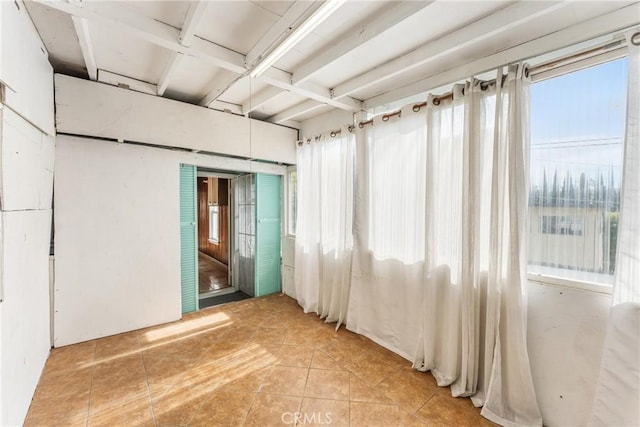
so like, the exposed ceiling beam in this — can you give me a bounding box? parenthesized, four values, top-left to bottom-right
(157, 52, 183, 96)
(292, 1, 434, 86)
(248, 0, 433, 114)
(364, 4, 640, 109)
(208, 1, 330, 109)
(157, 1, 209, 96)
(332, 1, 567, 100)
(71, 16, 97, 81)
(97, 69, 244, 114)
(245, 1, 320, 68)
(260, 67, 362, 112)
(199, 72, 242, 107)
(178, 1, 209, 47)
(267, 99, 325, 124)
(36, 0, 362, 113)
(248, 0, 345, 78)
(36, 0, 246, 72)
(243, 86, 287, 115)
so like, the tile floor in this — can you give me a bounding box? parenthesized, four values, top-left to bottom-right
(198, 252, 229, 294)
(25, 294, 496, 427)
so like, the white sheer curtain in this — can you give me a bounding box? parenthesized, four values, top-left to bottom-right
(347, 112, 426, 359)
(413, 65, 542, 427)
(294, 130, 354, 326)
(347, 64, 541, 426)
(590, 30, 640, 426)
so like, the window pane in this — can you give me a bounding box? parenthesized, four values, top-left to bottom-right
(528, 58, 628, 285)
(209, 205, 219, 243)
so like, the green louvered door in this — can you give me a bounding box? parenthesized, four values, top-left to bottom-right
(255, 174, 282, 297)
(180, 164, 198, 313)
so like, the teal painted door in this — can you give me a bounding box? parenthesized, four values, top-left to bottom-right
(255, 174, 282, 297)
(179, 164, 198, 313)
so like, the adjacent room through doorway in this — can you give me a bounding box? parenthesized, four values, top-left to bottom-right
(197, 175, 231, 297)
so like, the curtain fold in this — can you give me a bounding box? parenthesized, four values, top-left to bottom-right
(294, 130, 354, 327)
(346, 64, 541, 426)
(589, 30, 640, 426)
(411, 65, 542, 427)
(296, 63, 543, 426)
(347, 111, 427, 359)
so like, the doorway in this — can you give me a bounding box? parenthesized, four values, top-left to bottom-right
(179, 166, 283, 314)
(197, 173, 233, 298)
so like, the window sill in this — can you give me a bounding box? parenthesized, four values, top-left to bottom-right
(527, 272, 613, 295)
(208, 239, 219, 245)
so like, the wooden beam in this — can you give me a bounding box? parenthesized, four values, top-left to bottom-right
(332, 1, 568, 100)
(36, 0, 362, 113)
(245, 1, 320, 68)
(292, 1, 433, 85)
(260, 67, 362, 112)
(179, 1, 209, 47)
(242, 86, 286, 115)
(156, 1, 209, 95)
(37, 0, 246, 73)
(211, 2, 319, 109)
(199, 72, 242, 107)
(364, 4, 640, 109)
(157, 52, 183, 96)
(247, 1, 432, 112)
(267, 99, 325, 123)
(71, 16, 97, 81)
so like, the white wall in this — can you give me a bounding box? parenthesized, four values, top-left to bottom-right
(54, 135, 286, 346)
(0, 2, 55, 135)
(0, 1, 55, 425)
(1, 210, 52, 425)
(55, 75, 297, 164)
(527, 282, 611, 426)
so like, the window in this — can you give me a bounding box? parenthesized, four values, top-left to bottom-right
(528, 58, 628, 286)
(288, 168, 297, 235)
(208, 205, 219, 244)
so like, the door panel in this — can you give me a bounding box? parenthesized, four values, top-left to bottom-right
(179, 164, 198, 313)
(233, 174, 255, 297)
(255, 174, 282, 297)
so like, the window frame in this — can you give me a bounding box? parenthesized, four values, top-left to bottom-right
(285, 166, 297, 237)
(526, 54, 628, 295)
(208, 204, 220, 244)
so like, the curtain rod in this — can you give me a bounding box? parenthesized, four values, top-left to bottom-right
(297, 125, 356, 146)
(362, 75, 497, 122)
(530, 39, 626, 76)
(358, 36, 631, 127)
(300, 34, 635, 140)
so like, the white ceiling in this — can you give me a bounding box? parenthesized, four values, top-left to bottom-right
(24, 0, 640, 128)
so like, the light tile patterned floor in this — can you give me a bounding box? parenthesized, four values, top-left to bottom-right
(25, 294, 496, 427)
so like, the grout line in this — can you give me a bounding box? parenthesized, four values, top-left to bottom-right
(242, 391, 260, 426)
(139, 342, 159, 427)
(84, 343, 97, 427)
